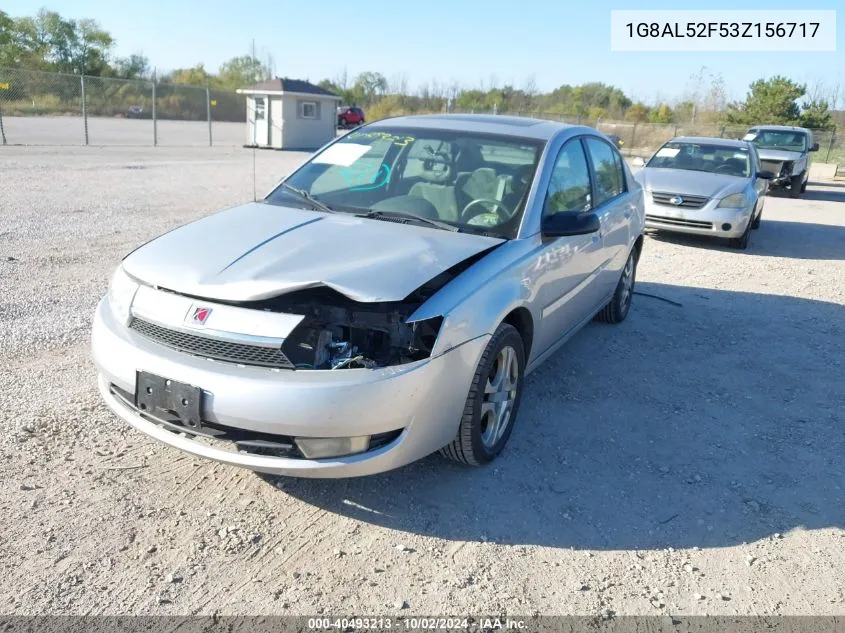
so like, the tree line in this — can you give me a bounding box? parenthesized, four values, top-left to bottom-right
(1, 8, 840, 128)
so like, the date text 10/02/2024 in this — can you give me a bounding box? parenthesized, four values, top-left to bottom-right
(625, 22, 820, 39)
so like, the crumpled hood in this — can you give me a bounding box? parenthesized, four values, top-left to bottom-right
(635, 168, 747, 199)
(122, 202, 503, 303)
(755, 148, 803, 162)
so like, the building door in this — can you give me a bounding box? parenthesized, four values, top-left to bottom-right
(253, 97, 268, 146)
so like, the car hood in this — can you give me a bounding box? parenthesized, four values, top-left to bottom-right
(122, 202, 503, 303)
(755, 148, 803, 162)
(635, 168, 747, 198)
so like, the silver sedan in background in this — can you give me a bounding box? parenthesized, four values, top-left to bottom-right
(634, 137, 774, 249)
(92, 114, 645, 478)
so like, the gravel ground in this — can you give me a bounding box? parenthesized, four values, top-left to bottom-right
(1, 146, 844, 617)
(0, 116, 246, 147)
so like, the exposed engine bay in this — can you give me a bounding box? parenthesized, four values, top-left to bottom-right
(224, 250, 493, 370)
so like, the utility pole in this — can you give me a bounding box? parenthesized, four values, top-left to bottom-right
(152, 67, 158, 146)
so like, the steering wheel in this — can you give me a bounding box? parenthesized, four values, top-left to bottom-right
(714, 164, 738, 175)
(460, 198, 512, 224)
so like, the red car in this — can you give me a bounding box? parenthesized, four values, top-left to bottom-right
(337, 106, 365, 128)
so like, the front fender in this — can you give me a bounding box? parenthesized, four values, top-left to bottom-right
(408, 239, 540, 359)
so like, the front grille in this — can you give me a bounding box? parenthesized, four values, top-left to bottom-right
(129, 318, 295, 369)
(760, 160, 784, 175)
(646, 214, 713, 229)
(651, 192, 709, 209)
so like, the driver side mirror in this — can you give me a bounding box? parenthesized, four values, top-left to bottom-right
(542, 212, 601, 238)
(810, 142, 819, 152)
(757, 170, 775, 180)
(632, 156, 645, 167)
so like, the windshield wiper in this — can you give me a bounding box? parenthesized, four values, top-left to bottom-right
(359, 210, 460, 232)
(277, 182, 335, 214)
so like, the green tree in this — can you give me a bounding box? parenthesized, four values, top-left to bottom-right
(109, 53, 149, 80)
(624, 102, 650, 123)
(350, 71, 387, 105)
(216, 55, 270, 90)
(725, 76, 804, 125)
(7, 10, 112, 74)
(166, 64, 211, 86)
(0, 10, 25, 66)
(799, 99, 833, 129)
(649, 103, 674, 124)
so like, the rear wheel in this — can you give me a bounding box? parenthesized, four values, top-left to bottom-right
(440, 324, 525, 466)
(595, 248, 637, 324)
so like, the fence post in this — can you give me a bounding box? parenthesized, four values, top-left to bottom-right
(151, 69, 158, 147)
(0, 101, 6, 145)
(824, 127, 836, 163)
(206, 85, 212, 147)
(80, 73, 89, 146)
(673, 124, 679, 137)
(630, 124, 637, 156)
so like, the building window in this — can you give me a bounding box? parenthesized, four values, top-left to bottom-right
(300, 101, 317, 119)
(254, 97, 265, 120)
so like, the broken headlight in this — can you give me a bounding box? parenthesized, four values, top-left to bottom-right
(282, 314, 443, 370)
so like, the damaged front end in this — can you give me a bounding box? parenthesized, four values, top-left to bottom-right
(249, 286, 444, 370)
(220, 252, 490, 371)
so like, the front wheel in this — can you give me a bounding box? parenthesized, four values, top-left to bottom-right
(728, 220, 751, 249)
(595, 248, 637, 324)
(440, 323, 525, 466)
(790, 174, 803, 198)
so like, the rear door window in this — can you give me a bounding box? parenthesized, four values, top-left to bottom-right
(584, 138, 625, 206)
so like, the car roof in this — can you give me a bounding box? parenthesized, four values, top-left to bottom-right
(366, 114, 586, 141)
(669, 136, 752, 149)
(746, 124, 810, 132)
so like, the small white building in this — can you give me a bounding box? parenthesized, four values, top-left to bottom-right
(237, 78, 340, 150)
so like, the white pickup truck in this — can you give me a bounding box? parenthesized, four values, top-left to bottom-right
(743, 125, 819, 198)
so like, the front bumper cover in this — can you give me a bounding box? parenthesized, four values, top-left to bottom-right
(92, 297, 489, 478)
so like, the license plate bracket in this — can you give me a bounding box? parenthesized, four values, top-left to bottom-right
(135, 371, 203, 431)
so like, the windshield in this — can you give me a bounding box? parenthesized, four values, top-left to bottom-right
(264, 126, 544, 238)
(744, 129, 807, 152)
(646, 142, 751, 178)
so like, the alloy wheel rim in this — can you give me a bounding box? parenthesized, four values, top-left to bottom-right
(480, 345, 519, 449)
(620, 254, 635, 309)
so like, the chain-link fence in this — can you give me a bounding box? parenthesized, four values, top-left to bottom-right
(0, 67, 246, 146)
(454, 108, 842, 167)
(1, 67, 842, 170)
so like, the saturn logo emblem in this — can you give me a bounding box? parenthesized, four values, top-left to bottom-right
(190, 306, 212, 325)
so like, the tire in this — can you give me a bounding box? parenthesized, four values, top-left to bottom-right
(440, 323, 525, 466)
(595, 248, 637, 324)
(790, 174, 802, 198)
(729, 219, 751, 249)
(751, 207, 762, 229)
(801, 180, 808, 193)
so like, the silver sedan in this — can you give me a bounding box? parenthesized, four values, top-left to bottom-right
(92, 114, 645, 478)
(634, 137, 774, 249)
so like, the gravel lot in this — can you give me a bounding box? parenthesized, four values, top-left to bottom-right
(0, 116, 246, 146)
(1, 145, 844, 616)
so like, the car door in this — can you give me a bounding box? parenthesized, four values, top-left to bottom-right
(583, 136, 635, 299)
(532, 137, 608, 356)
(749, 145, 767, 211)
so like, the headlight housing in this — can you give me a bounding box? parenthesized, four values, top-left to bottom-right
(107, 265, 140, 325)
(717, 193, 748, 209)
